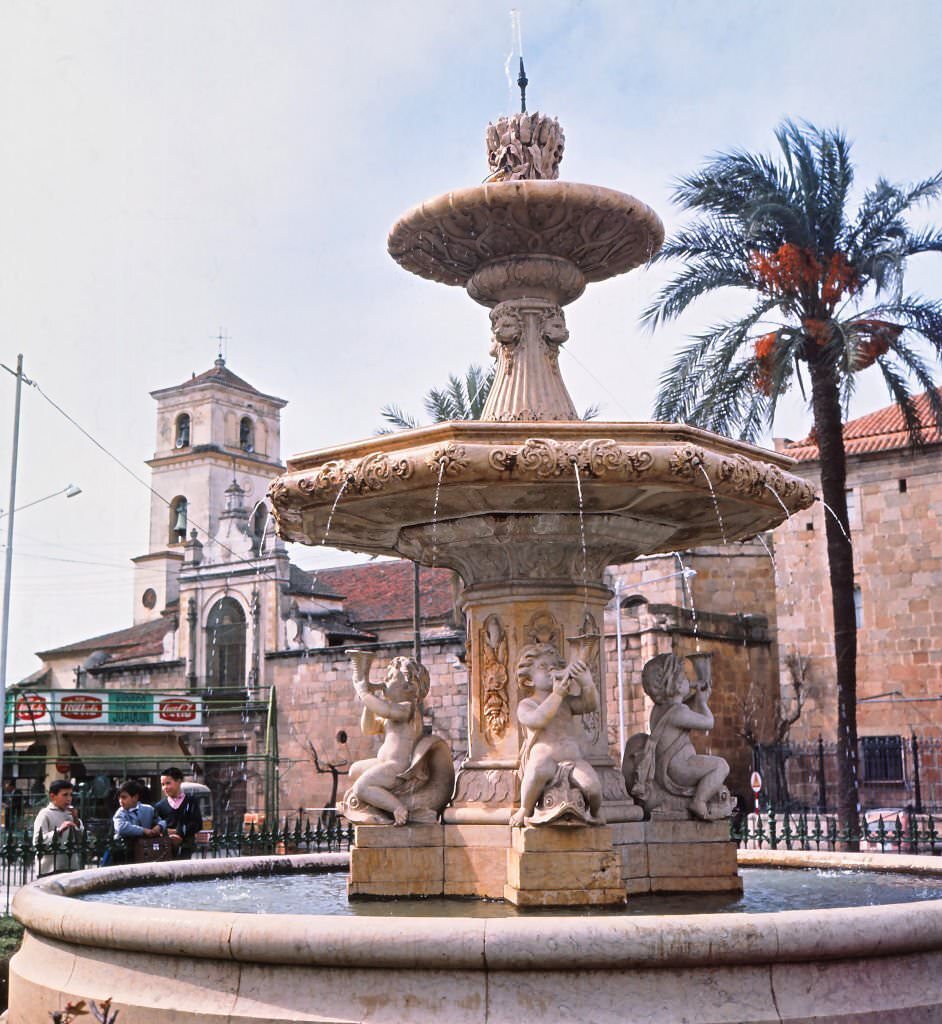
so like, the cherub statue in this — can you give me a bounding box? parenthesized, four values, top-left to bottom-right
(340, 653, 455, 826)
(622, 653, 732, 821)
(509, 643, 604, 827)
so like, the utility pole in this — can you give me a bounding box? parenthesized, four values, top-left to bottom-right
(0, 355, 26, 812)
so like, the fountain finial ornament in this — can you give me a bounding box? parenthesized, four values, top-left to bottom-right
(485, 109, 564, 182)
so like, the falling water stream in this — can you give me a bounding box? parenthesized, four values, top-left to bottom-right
(572, 461, 591, 619)
(430, 457, 447, 567)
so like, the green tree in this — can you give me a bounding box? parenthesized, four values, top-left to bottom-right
(380, 363, 598, 430)
(644, 120, 942, 833)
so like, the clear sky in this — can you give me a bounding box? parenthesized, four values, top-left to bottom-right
(2, 1, 941, 682)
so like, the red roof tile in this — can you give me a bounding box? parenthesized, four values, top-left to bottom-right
(784, 388, 942, 462)
(312, 560, 456, 626)
(37, 617, 173, 661)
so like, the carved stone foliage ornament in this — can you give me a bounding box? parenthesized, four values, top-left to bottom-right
(426, 442, 468, 477)
(480, 615, 510, 743)
(291, 452, 414, 499)
(510, 641, 604, 827)
(622, 653, 733, 821)
(340, 652, 455, 826)
(485, 112, 565, 182)
(489, 437, 655, 479)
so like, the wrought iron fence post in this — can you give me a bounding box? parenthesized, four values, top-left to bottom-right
(817, 734, 827, 813)
(912, 732, 924, 815)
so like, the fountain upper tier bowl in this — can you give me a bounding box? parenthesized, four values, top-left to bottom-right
(386, 180, 664, 304)
(269, 420, 815, 580)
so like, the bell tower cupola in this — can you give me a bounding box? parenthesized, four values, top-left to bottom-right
(131, 356, 287, 623)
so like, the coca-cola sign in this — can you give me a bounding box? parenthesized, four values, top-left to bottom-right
(158, 698, 197, 723)
(15, 694, 47, 721)
(59, 695, 104, 721)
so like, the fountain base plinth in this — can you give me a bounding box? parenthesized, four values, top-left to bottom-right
(615, 819, 742, 895)
(348, 824, 445, 898)
(505, 824, 626, 906)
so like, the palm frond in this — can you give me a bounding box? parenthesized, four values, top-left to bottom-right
(378, 404, 420, 433)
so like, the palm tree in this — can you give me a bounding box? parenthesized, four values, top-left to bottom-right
(380, 363, 598, 431)
(644, 120, 942, 834)
(380, 365, 496, 431)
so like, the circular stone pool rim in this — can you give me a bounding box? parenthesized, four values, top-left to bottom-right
(11, 849, 942, 1023)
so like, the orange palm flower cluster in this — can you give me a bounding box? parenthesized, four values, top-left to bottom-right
(752, 332, 778, 395)
(849, 319, 903, 370)
(750, 243, 821, 298)
(821, 252, 860, 305)
(750, 243, 859, 307)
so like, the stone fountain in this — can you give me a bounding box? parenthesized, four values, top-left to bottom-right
(268, 110, 815, 906)
(13, 108, 942, 1024)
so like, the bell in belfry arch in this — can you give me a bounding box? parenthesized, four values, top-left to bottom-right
(173, 502, 187, 538)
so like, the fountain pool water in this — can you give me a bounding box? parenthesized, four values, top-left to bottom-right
(78, 863, 942, 918)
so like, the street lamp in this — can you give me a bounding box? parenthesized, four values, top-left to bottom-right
(0, 483, 82, 520)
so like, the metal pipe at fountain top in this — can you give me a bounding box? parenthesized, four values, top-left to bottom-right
(517, 57, 528, 113)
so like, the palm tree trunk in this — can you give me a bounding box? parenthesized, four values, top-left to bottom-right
(808, 355, 860, 844)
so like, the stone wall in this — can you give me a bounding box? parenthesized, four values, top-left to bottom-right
(774, 444, 942, 744)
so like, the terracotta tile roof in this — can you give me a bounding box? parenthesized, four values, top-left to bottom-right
(312, 560, 456, 626)
(37, 617, 173, 662)
(176, 359, 261, 395)
(783, 388, 942, 462)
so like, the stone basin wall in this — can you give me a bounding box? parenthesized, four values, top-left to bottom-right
(10, 850, 942, 1022)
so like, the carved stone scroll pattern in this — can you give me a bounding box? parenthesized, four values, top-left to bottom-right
(481, 615, 510, 743)
(488, 438, 656, 480)
(426, 442, 468, 478)
(293, 453, 414, 498)
(525, 610, 563, 652)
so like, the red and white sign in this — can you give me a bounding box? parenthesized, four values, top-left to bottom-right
(750, 771, 763, 794)
(15, 694, 47, 722)
(158, 698, 198, 723)
(59, 695, 104, 721)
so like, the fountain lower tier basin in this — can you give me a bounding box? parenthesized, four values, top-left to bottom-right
(269, 422, 815, 576)
(12, 850, 942, 1023)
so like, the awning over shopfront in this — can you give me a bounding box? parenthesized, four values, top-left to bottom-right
(69, 733, 189, 762)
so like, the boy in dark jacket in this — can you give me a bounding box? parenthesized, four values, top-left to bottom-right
(154, 767, 204, 859)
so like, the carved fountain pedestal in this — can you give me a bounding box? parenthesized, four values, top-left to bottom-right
(270, 112, 814, 906)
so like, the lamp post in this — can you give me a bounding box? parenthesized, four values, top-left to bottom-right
(0, 354, 81, 815)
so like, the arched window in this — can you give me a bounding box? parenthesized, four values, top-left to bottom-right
(621, 595, 648, 612)
(239, 417, 254, 453)
(175, 413, 190, 448)
(169, 496, 188, 545)
(205, 597, 246, 689)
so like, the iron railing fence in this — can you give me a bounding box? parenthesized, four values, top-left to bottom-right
(732, 809, 942, 855)
(753, 733, 942, 815)
(0, 816, 354, 913)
